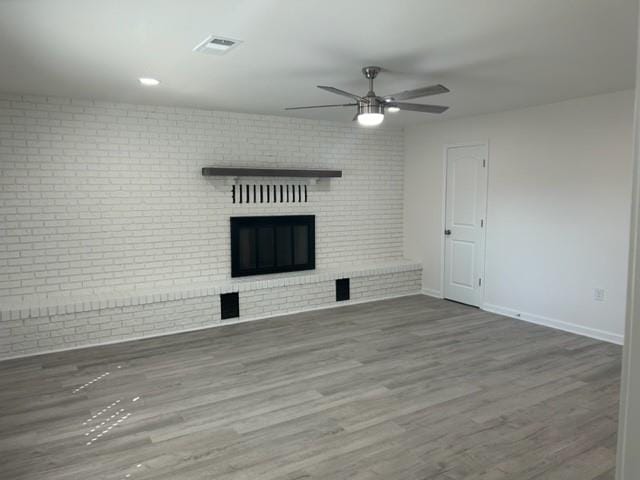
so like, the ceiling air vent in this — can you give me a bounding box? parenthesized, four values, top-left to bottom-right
(193, 35, 242, 55)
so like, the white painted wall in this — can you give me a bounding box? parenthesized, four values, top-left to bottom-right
(404, 90, 634, 343)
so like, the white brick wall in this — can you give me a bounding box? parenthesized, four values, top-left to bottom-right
(0, 93, 422, 359)
(0, 94, 405, 299)
(1, 269, 421, 358)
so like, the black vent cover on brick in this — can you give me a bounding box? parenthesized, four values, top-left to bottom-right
(220, 292, 239, 320)
(336, 278, 350, 302)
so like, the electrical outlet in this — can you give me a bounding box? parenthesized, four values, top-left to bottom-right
(594, 288, 605, 302)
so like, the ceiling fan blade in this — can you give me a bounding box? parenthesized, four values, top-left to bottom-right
(317, 86, 364, 101)
(384, 84, 449, 102)
(285, 103, 357, 110)
(390, 102, 449, 114)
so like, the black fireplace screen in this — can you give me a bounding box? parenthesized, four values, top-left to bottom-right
(230, 215, 315, 277)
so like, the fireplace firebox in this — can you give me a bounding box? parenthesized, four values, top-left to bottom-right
(231, 215, 315, 277)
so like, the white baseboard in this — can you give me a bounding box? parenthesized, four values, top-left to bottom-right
(482, 303, 624, 345)
(421, 288, 443, 299)
(0, 290, 422, 362)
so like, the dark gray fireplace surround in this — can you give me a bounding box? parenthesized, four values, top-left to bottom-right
(231, 215, 315, 277)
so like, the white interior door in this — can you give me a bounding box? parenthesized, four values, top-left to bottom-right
(443, 144, 488, 306)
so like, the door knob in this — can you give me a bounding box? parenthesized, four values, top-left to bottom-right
(444, 229, 452, 236)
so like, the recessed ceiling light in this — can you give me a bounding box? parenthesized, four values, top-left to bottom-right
(139, 77, 160, 86)
(193, 35, 242, 55)
(387, 106, 400, 113)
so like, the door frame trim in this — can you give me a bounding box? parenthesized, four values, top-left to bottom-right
(440, 141, 490, 306)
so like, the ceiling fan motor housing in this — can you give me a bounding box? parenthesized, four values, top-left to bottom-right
(357, 100, 384, 116)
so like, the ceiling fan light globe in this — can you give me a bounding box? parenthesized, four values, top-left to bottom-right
(357, 113, 384, 126)
(138, 77, 160, 86)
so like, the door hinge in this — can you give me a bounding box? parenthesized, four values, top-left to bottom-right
(480, 219, 484, 228)
(482, 159, 486, 167)
(478, 278, 482, 287)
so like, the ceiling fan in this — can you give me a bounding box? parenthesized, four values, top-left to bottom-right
(285, 66, 449, 126)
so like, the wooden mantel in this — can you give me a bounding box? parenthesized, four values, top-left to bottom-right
(201, 167, 342, 178)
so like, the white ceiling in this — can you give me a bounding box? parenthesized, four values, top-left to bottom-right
(0, 0, 637, 126)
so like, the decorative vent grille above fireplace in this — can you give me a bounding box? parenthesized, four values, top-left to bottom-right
(233, 184, 307, 204)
